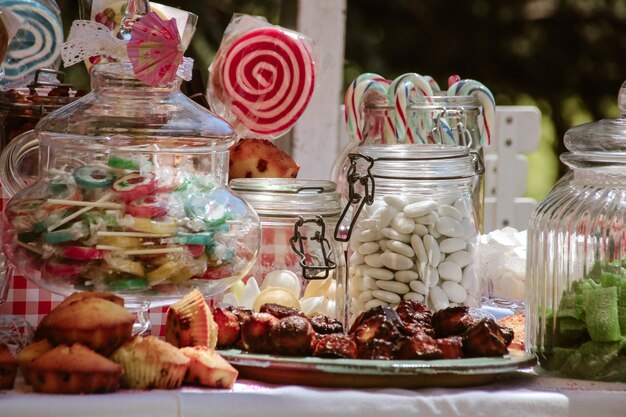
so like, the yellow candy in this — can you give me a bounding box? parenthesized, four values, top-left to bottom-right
(229, 280, 245, 299)
(147, 255, 171, 267)
(169, 255, 208, 283)
(252, 287, 301, 312)
(146, 261, 179, 284)
(106, 257, 145, 277)
(129, 217, 178, 235)
(169, 267, 195, 284)
(99, 236, 143, 249)
(303, 273, 335, 299)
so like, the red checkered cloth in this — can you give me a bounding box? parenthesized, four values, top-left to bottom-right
(0, 272, 169, 337)
(259, 226, 298, 273)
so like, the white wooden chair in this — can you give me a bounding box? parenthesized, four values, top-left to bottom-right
(483, 106, 541, 232)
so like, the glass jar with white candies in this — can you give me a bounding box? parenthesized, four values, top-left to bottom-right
(337, 145, 484, 317)
(227, 179, 347, 324)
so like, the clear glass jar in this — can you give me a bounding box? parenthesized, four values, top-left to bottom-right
(0, 129, 39, 196)
(527, 82, 626, 382)
(338, 144, 484, 319)
(0, 70, 85, 152)
(228, 178, 346, 324)
(333, 96, 485, 232)
(1, 62, 261, 310)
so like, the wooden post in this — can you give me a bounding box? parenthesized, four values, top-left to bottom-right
(292, 0, 347, 179)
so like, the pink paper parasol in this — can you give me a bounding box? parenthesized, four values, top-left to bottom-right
(127, 11, 183, 86)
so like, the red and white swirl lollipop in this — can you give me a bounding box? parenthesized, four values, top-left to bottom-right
(213, 26, 316, 138)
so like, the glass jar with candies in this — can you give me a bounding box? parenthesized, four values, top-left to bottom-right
(333, 77, 493, 232)
(527, 81, 626, 382)
(338, 145, 484, 319)
(0, 70, 85, 152)
(228, 179, 346, 324)
(1, 60, 261, 311)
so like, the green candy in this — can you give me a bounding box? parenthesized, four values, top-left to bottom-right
(108, 155, 140, 170)
(176, 232, 214, 245)
(82, 212, 120, 227)
(107, 277, 150, 291)
(48, 177, 71, 195)
(73, 165, 117, 189)
(43, 222, 89, 243)
(583, 286, 621, 342)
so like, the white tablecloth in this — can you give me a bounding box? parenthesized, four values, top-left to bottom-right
(2, 374, 626, 417)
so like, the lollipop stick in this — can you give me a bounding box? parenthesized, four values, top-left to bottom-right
(15, 240, 43, 256)
(96, 246, 184, 256)
(96, 231, 173, 238)
(46, 199, 123, 209)
(47, 192, 113, 232)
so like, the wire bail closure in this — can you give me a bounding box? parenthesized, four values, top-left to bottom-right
(290, 215, 336, 280)
(432, 108, 473, 147)
(334, 153, 375, 242)
(470, 150, 485, 175)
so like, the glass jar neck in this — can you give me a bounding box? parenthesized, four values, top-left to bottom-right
(373, 176, 474, 199)
(90, 62, 182, 97)
(362, 102, 481, 148)
(230, 179, 343, 218)
(572, 168, 626, 188)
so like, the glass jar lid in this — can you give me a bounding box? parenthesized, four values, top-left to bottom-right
(359, 144, 482, 179)
(35, 62, 237, 153)
(564, 81, 626, 155)
(230, 178, 342, 218)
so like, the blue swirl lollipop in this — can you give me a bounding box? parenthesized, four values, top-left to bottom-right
(0, 0, 63, 88)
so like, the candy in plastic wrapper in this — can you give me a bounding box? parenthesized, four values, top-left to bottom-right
(208, 14, 318, 140)
(0, 0, 63, 88)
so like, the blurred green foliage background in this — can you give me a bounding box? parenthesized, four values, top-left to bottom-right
(59, 0, 626, 201)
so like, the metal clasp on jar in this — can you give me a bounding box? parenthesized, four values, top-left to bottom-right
(432, 108, 473, 147)
(290, 215, 337, 280)
(334, 153, 375, 242)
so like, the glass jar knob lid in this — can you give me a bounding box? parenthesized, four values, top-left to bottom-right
(564, 80, 626, 154)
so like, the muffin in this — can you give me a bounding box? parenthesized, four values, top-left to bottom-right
(180, 346, 238, 389)
(57, 291, 125, 308)
(16, 339, 54, 384)
(166, 289, 218, 348)
(25, 344, 122, 394)
(110, 336, 189, 389)
(0, 342, 18, 390)
(36, 297, 134, 355)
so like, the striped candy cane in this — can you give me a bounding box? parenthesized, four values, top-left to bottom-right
(344, 73, 391, 143)
(388, 73, 434, 144)
(424, 75, 442, 94)
(447, 79, 496, 146)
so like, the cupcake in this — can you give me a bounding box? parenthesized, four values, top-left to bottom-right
(110, 336, 189, 390)
(0, 342, 18, 390)
(16, 339, 54, 384)
(25, 344, 122, 394)
(36, 296, 134, 355)
(180, 346, 238, 389)
(166, 289, 218, 348)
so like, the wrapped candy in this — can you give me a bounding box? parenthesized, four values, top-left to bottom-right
(0, 0, 63, 88)
(478, 227, 527, 302)
(208, 14, 318, 140)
